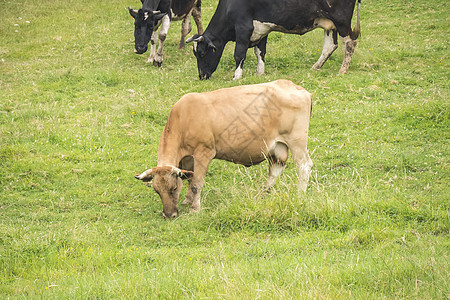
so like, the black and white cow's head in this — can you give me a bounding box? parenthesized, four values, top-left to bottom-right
(129, 8, 166, 54)
(187, 34, 222, 80)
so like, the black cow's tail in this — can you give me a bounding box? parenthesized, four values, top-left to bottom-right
(353, 0, 361, 39)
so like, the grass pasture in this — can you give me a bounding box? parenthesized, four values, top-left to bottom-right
(0, 0, 449, 298)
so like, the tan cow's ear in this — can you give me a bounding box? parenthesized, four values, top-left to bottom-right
(178, 170, 194, 180)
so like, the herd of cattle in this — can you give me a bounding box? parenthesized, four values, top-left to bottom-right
(130, 0, 362, 218)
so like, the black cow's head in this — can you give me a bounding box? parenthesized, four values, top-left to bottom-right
(187, 34, 222, 80)
(128, 8, 166, 54)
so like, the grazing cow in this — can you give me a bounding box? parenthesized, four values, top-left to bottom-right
(129, 0, 203, 66)
(186, 0, 361, 79)
(135, 80, 313, 218)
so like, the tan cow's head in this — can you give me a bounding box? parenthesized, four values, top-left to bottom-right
(135, 166, 194, 218)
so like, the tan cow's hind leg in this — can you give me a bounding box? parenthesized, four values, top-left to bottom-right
(290, 143, 313, 193)
(262, 162, 285, 192)
(339, 35, 357, 74)
(262, 142, 289, 192)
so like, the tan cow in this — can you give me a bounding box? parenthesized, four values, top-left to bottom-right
(135, 79, 313, 218)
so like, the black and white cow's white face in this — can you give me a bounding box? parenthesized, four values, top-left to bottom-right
(190, 35, 222, 80)
(129, 8, 165, 54)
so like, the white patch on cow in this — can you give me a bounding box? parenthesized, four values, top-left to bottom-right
(193, 41, 198, 52)
(254, 47, 264, 75)
(313, 18, 336, 31)
(147, 30, 158, 63)
(233, 64, 243, 80)
(159, 15, 171, 37)
(312, 30, 338, 70)
(250, 21, 274, 43)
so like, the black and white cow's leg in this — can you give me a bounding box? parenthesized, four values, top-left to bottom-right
(339, 35, 357, 74)
(262, 142, 289, 192)
(192, 3, 203, 35)
(254, 36, 267, 75)
(233, 26, 253, 80)
(154, 15, 171, 67)
(146, 30, 158, 64)
(312, 29, 338, 70)
(289, 140, 313, 193)
(186, 147, 215, 212)
(179, 11, 193, 49)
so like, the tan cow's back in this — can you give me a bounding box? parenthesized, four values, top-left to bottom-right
(167, 79, 312, 165)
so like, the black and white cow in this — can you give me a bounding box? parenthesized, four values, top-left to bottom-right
(187, 0, 361, 80)
(129, 0, 203, 67)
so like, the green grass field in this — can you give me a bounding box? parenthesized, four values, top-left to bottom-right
(1, 0, 448, 298)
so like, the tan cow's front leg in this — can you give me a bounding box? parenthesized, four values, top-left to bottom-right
(184, 148, 215, 212)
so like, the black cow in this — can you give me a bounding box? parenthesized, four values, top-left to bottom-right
(129, 0, 203, 67)
(187, 0, 361, 79)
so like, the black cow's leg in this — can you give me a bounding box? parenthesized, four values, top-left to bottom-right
(146, 30, 158, 64)
(179, 11, 193, 49)
(312, 29, 338, 70)
(192, 2, 203, 35)
(233, 26, 253, 80)
(254, 36, 267, 75)
(339, 35, 357, 74)
(154, 15, 171, 67)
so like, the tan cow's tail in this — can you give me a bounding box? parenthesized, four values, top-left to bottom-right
(353, 0, 361, 39)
